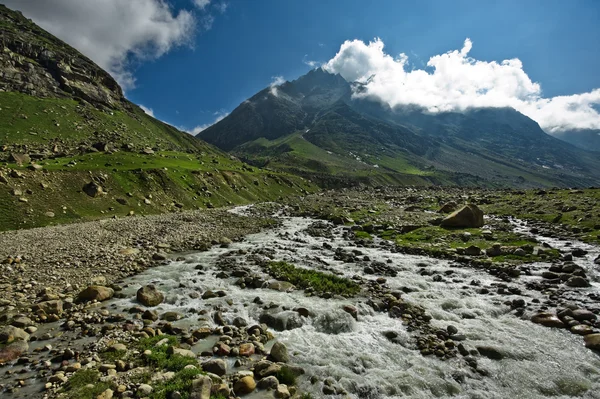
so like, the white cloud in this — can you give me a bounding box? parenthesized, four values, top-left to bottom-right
(215, 2, 229, 13)
(324, 38, 600, 133)
(303, 55, 319, 68)
(5, 0, 196, 89)
(189, 112, 229, 134)
(193, 0, 211, 9)
(139, 104, 155, 117)
(269, 76, 286, 97)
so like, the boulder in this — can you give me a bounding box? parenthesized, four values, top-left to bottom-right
(275, 384, 291, 399)
(0, 325, 30, 344)
(566, 276, 590, 287)
(531, 312, 565, 328)
(268, 281, 295, 292)
(259, 311, 304, 331)
(32, 300, 63, 316)
(202, 359, 227, 376)
(438, 201, 457, 213)
(11, 316, 33, 328)
(269, 341, 290, 363)
(0, 340, 28, 364)
(9, 153, 30, 165)
(572, 309, 597, 321)
(190, 375, 212, 399)
(257, 376, 279, 390)
(167, 346, 196, 358)
(584, 334, 600, 350)
(239, 343, 255, 357)
(77, 285, 114, 302)
(342, 305, 358, 320)
(82, 181, 104, 197)
(136, 284, 164, 307)
(476, 345, 504, 360)
(234, 376, 256, 395)
(440, 204, 484, 228)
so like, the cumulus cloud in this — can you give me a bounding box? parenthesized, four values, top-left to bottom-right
(324, 38, 600, 133)
(189, 112, 229, 134)
(269, 76, 286, 97)
(5, 0, 196, 89)
(139, 104, 155, 117)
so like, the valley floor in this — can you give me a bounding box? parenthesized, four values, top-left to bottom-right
(0, 187, 599, 399)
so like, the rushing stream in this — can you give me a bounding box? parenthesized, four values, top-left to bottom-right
(103, 207, 600, 399)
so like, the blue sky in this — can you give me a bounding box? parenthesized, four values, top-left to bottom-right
(6, 0, 600, 133)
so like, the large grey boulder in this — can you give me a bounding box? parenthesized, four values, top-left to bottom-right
(77, 286, 114, 302)
(136, 284, 164, 307)
(440, 204, 484, 228)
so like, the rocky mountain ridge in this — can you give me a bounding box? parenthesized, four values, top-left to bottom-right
(199, 68, 600, 188)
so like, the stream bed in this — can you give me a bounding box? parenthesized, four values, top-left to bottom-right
(107, 209, 600, 399)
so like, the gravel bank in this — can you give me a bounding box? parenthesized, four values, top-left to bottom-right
(0, 208, 272, 306)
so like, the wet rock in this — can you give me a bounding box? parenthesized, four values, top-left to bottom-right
(268, 281, 295, 292)
(476, 346, 504, 360)
(270, 342, 289, 363)
(76, 285, 114, 302)
(202, 359, 227, 376)
(531, 312, 565, 328)
(259, 311, 304, 331)
(572, 309, 596, 322)
(190, 375, 212, 399)
(584, 334, 600, 350)
(234, 376, 256, 395)
(571, 324, 594, 335)
(257, 376, 279, 390)
(440, 204, 484, 228)
(342, 305, 358, 320)
(136, 284, 164, 306)
(565, 276, 590, 288)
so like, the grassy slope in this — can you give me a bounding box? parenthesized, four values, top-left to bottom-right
(0, 93, 316, 230)
(234, 132, 483, 187)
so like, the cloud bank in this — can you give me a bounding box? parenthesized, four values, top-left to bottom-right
(324, 38, 600, 133)
(5, 0, 196, 89)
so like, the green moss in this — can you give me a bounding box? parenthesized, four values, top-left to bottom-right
(100, 349, 127, 363)
(149, 367, 204, 399)
(276, 365, 297, 386)
(354, 230, 372, 240)
(266, 261, 360, 296)
(60, 369, 114, 399)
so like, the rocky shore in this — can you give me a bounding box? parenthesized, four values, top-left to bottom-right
(0, 208, 274, 306)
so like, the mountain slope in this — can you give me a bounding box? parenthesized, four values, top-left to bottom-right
(551, 129, 600, 152)
(0, 5, 315, 230)
(199, 68, 600, 188)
